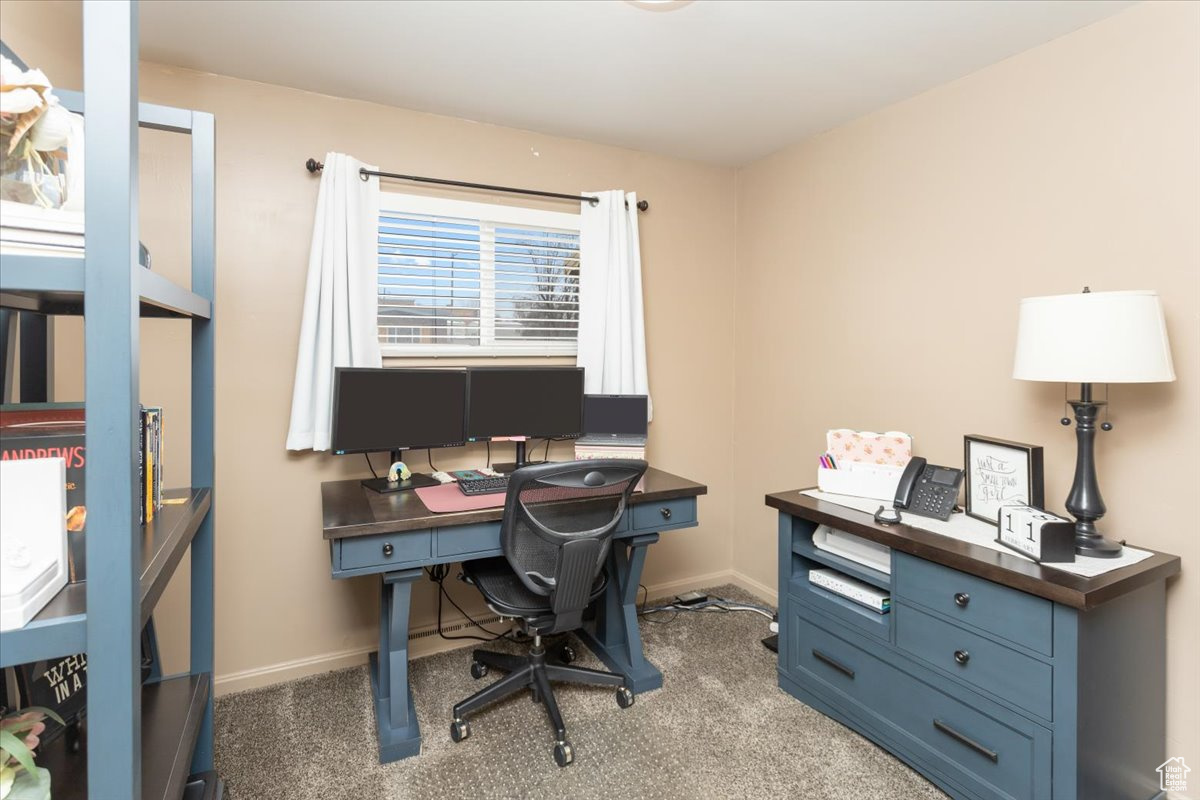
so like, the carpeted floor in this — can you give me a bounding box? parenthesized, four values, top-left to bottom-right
(214, 585, 947, 799)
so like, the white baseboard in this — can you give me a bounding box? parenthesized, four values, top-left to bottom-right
(214, 567, 773, 697)
(728, 569, 777, 605)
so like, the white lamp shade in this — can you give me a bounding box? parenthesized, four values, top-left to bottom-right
(1013, 290, 1175, 383)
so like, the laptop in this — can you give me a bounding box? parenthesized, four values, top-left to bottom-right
(577, 395, 648, 447)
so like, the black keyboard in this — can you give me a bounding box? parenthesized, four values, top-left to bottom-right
(457, 475, 510, 496)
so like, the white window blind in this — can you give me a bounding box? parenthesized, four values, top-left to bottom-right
(378, 192, 581, 357)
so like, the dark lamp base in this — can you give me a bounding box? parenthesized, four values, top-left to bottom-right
(1074, 532, 1123, 559)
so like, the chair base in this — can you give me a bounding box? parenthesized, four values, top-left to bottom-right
(450, 639, 631, 766)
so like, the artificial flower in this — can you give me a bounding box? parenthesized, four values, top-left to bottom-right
(29, 103, 71, 151)
(0, 87, 43, 115)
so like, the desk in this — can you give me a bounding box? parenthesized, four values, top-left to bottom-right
(323, 467, 707, 763)
(767, 489, 1181, 800)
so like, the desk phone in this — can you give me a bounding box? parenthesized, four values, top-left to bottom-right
(894, 457, 963, 521)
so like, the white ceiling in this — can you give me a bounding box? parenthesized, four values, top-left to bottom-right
(139, 0, 1136, 166)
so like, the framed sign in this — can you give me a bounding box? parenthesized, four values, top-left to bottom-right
(963, 435, 1044, 525)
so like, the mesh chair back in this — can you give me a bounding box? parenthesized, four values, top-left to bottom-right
(500, 459, 647, 631)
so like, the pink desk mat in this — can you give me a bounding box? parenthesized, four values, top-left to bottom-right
(414, 477, 647, 514)
(415, 482, 506, 512)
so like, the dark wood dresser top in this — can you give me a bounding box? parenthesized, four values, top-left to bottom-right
(766, 489, 1180, 611)
(323, 467, 707, 540)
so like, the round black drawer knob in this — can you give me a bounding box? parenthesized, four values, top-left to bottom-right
(954, 592, 970, 608)
(383, 543, 394, 557)
(660, 507, 672, 520)
(954, 650, 970, 666)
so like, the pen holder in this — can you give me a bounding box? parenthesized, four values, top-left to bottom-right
(816, 465, 902, 502)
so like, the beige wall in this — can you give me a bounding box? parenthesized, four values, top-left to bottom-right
(1, 2, 737, 689)
(733, 0, 1198, 762)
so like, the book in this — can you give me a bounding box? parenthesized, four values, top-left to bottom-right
(0, 240, 85, 258)
(0, 201, 85, 234)
(0, 403, 164, 575)
(0, 227, 85, 248)
(574, 444, 645, 460)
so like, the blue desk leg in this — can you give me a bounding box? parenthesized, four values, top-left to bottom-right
(577, 532, 662, 694)
(369, 568, 423, 763)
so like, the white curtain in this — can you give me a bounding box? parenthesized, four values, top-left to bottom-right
(577, 190, 651, 420)
(285, 153, 382, 451)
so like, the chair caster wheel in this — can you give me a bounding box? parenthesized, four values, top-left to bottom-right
(616, 686, 635, 709)
(553, 740, 574, 767)
(559, 644, 577, 664)
(450, 719, 470, 743)
(470, 660, 488, 679)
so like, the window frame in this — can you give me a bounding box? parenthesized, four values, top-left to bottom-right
(377, 191, 582, 358)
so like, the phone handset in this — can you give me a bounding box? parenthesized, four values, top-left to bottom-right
(893, 457, 927, 510)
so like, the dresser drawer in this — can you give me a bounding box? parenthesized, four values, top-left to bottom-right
(632, 498, 696, 531)
(896, 665, 1051, 800)
(896, 604, 1053, 720)
(340, 530, 432, 570)
(790, 611, 1050, 800)
(790, 613, 902, 715)
(435, 522, 500, 559)
(894, 553, 1053, 655)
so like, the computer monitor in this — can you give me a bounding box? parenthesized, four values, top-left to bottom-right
(583, 394, 648, 437)
(332, 368, 467, 492)
(466, 367, 584, 467)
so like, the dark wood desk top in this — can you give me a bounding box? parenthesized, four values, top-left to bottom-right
(323, 467, 707, 540)
(766, 489, 1181, 611)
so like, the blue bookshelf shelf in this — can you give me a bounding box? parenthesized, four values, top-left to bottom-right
(0, 254, 211, 318)
(0, 488, 211, 668)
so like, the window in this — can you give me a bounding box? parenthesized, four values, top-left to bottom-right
(377, 192, 581, 356)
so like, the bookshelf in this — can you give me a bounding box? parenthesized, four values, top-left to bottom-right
(0, 3, 218, 798)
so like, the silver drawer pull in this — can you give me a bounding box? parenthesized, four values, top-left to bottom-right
(660, 507, 672, 520)
(382, 543, 394, 557)
(812, 649, 855, 679)
(954, 649, 970, 666)
(954, 592, 970, 608)
(933, 719, 998, 763)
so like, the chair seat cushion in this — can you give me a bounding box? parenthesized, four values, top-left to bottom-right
(463, 557, 607, 618)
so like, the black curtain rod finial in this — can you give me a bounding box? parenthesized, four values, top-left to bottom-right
(306, 158, 323, 173)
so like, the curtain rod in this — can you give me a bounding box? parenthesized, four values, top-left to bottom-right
(304, 158, 648, 212)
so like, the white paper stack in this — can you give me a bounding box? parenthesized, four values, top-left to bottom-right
(813, 524, 892, 575)
(0, 458, 69, 631)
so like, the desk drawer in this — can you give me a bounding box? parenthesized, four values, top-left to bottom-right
(435, 522, 500, 559)
(341, 530, 431, 571)
(894, 553, 1052, 656)
(632, 498, 696, 531)
(896, 604, 1053, 720)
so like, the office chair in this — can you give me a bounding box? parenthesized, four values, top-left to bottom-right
(449, 459, 648, 767)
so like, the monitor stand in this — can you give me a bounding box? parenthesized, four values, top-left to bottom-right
(493, 440, 547, 475)
(361, 450, 441, 494)
(362, 473, 439, 494)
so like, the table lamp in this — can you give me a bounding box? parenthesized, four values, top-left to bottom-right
(1012, 288, 1175, 557)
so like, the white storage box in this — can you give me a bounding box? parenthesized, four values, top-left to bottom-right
(0, 458, 69, 631)
(816, 463, 903, 502)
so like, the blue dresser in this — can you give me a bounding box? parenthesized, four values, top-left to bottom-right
(767, 491, 1181, 800)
